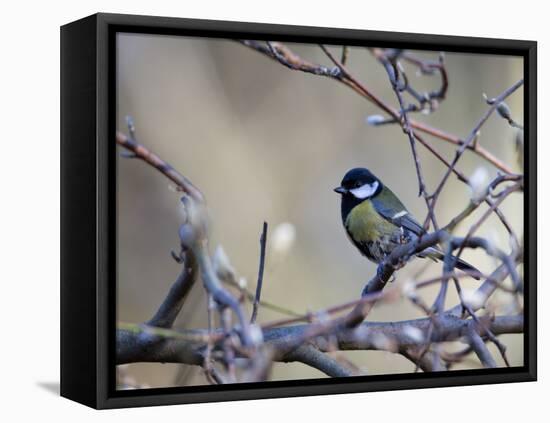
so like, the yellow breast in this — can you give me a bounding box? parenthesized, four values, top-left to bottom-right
(345, 200, 396, 242)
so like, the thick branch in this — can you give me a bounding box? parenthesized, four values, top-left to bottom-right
(147, 252, 197, 328)
(116, 327, 203, 365)
(116, 42, 524, 379)
(285, 345, 354, 377)
(468, 328, 497, 368)
(116, 314, 522, 366)
(346, 230, 450, 327)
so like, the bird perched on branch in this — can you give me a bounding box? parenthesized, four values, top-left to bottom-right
(334, 167, 480, 280)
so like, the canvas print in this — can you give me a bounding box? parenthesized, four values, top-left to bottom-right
(115, 34, 524, 389)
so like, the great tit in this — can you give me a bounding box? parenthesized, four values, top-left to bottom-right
(334, 167, 479, 278)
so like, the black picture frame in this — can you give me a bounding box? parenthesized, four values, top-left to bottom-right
(60, 12, 537, 409)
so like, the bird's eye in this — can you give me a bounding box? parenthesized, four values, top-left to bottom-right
(355, 182, 362, 188)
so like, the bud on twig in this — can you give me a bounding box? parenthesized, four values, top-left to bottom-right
(462, 289, 486, 310)
(469, 167, 490, 203)
(400, 278, 417, 300)
(366, 114, 387, 126)
(213, 245, 237, 283)
(496, 101, 512, 122)
(248, 324, 264, 346)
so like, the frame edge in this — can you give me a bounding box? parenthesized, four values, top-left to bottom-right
(60, 13, 99, 409)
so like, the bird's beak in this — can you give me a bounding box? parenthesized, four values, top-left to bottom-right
(334, 186, 347, 195)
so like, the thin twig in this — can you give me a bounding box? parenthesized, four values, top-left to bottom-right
(251, 222, 268, 324)
(428, 79, 524, 213)
(116, 43, 525, 379)
(241, 41, 514, 173)
(373, 49, 435, 228)
(116, 131, 204, 202)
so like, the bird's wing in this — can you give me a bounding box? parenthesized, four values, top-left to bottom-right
(372, 188, 426, 237)
(372, 187, 480, 279)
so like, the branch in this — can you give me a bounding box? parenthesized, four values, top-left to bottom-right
(117, 127, 256, 349)
(116, 314, 523, 366)
(116, 40, 525, 379)
(116, 325, 204, 365)
(468, 327, 497, 368)
(251, 221, 268, 324)
(240, 40, 341, 77)
(116, 131, 204, 203)
(345, 229, 450, 328)
(428, 79, 524, 213)
(147, 252, 197, 328)
(373, 49, 434, 227)
(178, 203, 256, 348)
(401, 349, 445, 372)
(241, 41, 520, 244)
(285, 345, 355, 377)
(319, 46, 520, 241)
(241, 41, 514, 174)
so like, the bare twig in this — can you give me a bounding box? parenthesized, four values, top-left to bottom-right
(428, 79, 524, 213)
(116, 42, 525, 381)
(373, 49, 435, 228)
(251, 222, 268, 324)
(116, 131, 204, 202)
(203, 294, 219, 384)
(117, 314, 523, 366)
(118, 128, 256, 351)
(240, 41, 514, 174)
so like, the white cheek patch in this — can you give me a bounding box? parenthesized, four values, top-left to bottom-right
(350, 181, 379, 199)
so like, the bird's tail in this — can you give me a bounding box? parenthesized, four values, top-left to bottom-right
(422, 247, 481, 280)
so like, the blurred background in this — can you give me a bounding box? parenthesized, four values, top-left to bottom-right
(116, 33, 524, 388)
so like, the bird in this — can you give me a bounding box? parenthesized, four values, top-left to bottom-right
(334, 167, 480, 279)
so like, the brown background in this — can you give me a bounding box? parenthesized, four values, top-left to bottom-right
(116, 33, 524, 388)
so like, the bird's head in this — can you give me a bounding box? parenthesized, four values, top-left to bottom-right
(334, 167, 382, 200)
